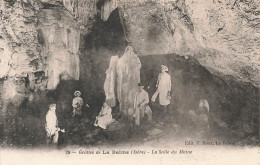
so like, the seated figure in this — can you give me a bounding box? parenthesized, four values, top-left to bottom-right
(134, 82, 152, 126)
(94, 101, 115, 129)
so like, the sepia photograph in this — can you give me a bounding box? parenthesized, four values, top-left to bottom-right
(0, 0, 259, 164)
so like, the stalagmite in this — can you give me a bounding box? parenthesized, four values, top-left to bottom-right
(117, 46, 141, 117)
(104, 56, 119, 107)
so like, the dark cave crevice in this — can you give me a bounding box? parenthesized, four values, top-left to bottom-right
(79, 8, 127, 108)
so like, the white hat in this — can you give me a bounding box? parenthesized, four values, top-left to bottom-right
(74, 91, 81, 96)
(161, 65, 168, 71)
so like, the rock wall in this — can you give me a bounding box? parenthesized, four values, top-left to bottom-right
(185, 0, 259, 87)
(2, 0, 255, 89)
(62, 0, 97, 34)
(118, 2, 197, 55)
(0, 1, 43, 79)
(73, 0, 97, 34)
(0, 1, 43, 123)
(0, 0, 81, 132)
(114, 0, 260, 87)
(37, 7, 80, 90)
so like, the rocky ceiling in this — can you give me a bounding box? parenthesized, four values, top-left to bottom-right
(0, 0, 259, 87)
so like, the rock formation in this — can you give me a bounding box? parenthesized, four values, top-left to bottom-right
(0, 0, 80, 125)
(38, 7, 80, 90)
(117, 46, 141, 117)
(101, 0, 118, 21)
(117, 0, 259, 87)
(104, 56, 118, 107)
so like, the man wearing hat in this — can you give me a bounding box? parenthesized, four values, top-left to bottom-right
(151, 64, 172, 112)
(133, 82, 152, 126)
(72, 91, 84, 117)
(45, 103, 65, 147)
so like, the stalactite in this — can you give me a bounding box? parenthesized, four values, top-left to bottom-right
(118, 7, 129, 43)
(63, 0, 78, 19)
(101, 0, 118, 21)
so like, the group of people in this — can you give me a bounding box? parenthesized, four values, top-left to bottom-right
(45, 91, 115, 146)
(71, 90, 115, 129)
(45, 64, 172, 147)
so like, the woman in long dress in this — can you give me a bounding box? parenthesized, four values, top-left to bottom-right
(151, 65, 171, 112)
(94, 101, 114, 129)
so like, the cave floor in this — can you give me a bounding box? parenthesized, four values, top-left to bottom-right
(58, 104, 258, 150)
(2, 103, 257, 149)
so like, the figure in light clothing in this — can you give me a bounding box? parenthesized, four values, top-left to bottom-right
(45, 104, 65, 146)
(134, 83, 152, 126)
(72, 91, 84, 116)
(198, 99, 209, 115)
(151, 65, 171, 112)
(94, 101, 115, 129)
(196, 99, 210, 128)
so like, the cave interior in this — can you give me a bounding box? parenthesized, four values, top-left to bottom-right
(0, 0, 259, 147)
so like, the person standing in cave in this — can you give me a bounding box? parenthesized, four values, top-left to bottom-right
(133, 82, 153, 126)
(45, 104, 65, 147)
(72, 91, 84, 117)
(151, 65, 172, 113)
(195, 99, 210, 129)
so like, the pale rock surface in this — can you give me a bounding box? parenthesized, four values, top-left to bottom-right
(0, 1, 80, 120)
(104, 56, 119, 107)
(117, 47, 141, 116)
(116, 0, 259, 86)
(37, 7, 80, 90)
(101, 0, 118, 21)
(0, 1, 44, 119)
(185, 0, 259, 86)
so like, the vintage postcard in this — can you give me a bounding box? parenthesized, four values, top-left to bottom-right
(0, 0, 259, 164)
